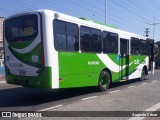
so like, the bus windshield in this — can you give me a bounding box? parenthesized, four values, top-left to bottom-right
(5, 14, 38, 42)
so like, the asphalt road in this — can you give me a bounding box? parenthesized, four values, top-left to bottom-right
(0, 70, 160, 120)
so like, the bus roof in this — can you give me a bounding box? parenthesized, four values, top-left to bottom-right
(80, 18, 117, 29)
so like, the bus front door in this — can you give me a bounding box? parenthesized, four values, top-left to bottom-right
(120, 38, 129, 80)
(147, 39, 154, 74)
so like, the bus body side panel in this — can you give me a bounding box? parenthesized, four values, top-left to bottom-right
(44, 11, 59, 89)
(58, 53, 121, 88)
(58, 52, 144, 88)
(128, 55, 148, 79)
(58, 52, 93, 88)
(95, 54, 121, 84)
(58, 53, 148, 88)
(96, 54, 149, 84)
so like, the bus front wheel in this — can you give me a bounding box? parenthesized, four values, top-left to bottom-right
(98, 71, 110, 92)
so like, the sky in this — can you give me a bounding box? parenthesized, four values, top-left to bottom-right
(1, 0, 160, 41)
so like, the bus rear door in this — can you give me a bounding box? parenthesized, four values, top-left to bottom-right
(120, 38, 129, 80)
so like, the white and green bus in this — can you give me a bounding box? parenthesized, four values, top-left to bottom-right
(4, 10, 155, 91)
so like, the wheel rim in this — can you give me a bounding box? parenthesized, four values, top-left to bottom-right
(101, 75, 108, 88)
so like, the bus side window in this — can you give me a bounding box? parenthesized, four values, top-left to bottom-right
(131, 37, 139, 54)
(80, 26, 102, 53)
(110, 33, 118, 53)
(103, 31, 118, 54)
(54, 20, 66, 51)
(91, 28, 102, 53)
(103, 31, 110, 53)
(53, 20, 79, 52)
(140, 39, 147, 55)
(66, 23, 79, 51)
(80, 26, 91, 52)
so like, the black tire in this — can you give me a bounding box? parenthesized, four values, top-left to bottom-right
(98, 71, 110, 92)
(140, 68, 145, 80)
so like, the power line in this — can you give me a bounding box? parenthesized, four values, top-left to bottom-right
(107, 5, 143, 23)
(111, 0, 153, 23)
(108, 6, 143, 23)
(134, 0, 160, 22)
(68, 0, 144, 30)
(107, 11, 145, 29)
(38, 0, 104, 20)
(69, 0, 145, 29)
(148, 0, 160, 11)
(80, 0, 107, 23)
(0, 8, 13, 14)
(8, 0, 31, 10)
(14, 0, 38, 9)
(37, 0, 86, 17)
(96, 0, 105, 5)
(80, 0, 104, 12)
(152, 0, 160, 8)
(134, 0, 154, 15)
(105, 0, 107, 24)
(107, 17, 144, 32)
(41, 0, 146, 31)
(126, 0, 154, 18)
(68, 0, 105, 18)
(0, 10, 12, 15)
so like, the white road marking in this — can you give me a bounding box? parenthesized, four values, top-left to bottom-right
(128, 86, 135, 89)
(38, 105, 63, 111)
(129, 102, 160, 120)
(0, 81, 6, 84)
(145, 103, 160, 111)
(151, 80, 157, 83)
(108, 90, 120, 94)
(141, 83, 147, 85)
(81, 96, 97, 101)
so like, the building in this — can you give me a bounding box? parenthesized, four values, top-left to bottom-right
(0, 17, 4, 48)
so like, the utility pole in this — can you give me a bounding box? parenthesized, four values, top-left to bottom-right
(145, 16, 160, 39)
(144, 28, 150, 37)
(105, 0, 107, 24)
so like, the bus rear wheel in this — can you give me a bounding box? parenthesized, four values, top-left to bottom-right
(98, 71, 110, 92)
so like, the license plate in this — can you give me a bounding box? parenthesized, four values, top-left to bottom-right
(19, 70, 26, 76)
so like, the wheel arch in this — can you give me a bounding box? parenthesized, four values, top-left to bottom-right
(101, 68, 112, 83)
(143, 65, 148, 75)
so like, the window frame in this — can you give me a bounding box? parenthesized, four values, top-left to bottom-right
(53, 19, 79, 52)
(80, 26, 102, 53)
(5, 14, 38, 42)
(140, 39, 147, 55)
(102, 31, 118, 54)
(131, 37, 140, 55)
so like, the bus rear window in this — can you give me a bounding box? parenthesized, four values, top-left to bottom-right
(5, 14, 38, 41)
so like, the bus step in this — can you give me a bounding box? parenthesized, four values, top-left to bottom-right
(120, 79, 127, 82)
